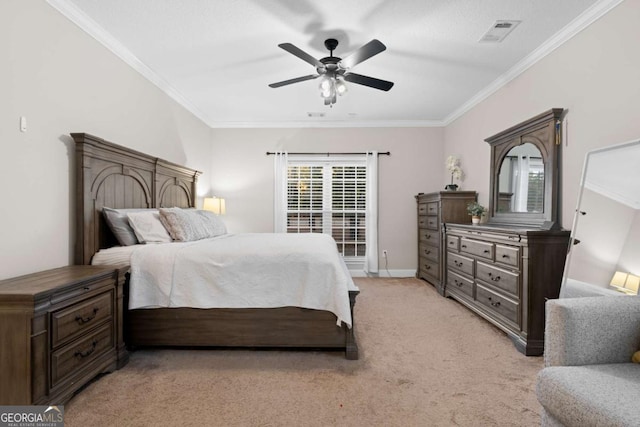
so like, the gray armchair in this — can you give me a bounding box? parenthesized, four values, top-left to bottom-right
(536, 296, 640, 426)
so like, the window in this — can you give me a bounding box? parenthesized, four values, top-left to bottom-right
(285, 160, 367, 261)
(274, 153, 378, 272)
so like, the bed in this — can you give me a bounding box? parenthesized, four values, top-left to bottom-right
(73, 133, 359, 359)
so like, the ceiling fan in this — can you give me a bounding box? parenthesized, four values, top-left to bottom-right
(268, 38, 394, 106)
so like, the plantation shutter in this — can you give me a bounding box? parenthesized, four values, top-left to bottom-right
(283, 157, 369, 266)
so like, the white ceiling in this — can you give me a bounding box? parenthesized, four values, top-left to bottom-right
(49, 0, 619, 128)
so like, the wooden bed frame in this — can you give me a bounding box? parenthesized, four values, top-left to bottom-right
(73, 133, 359, 359)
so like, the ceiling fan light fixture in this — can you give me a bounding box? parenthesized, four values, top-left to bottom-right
(319, 75, 336, 99)
(269, 37, 393, 106)
(335, 78, 348, 96)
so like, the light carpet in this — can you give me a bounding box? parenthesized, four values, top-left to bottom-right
(65, 278, 543, 426)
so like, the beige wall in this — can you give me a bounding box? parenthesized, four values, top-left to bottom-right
(210, 127, 445, 271)
(0, 1, 213, 279)
(3, 0, 640, 279)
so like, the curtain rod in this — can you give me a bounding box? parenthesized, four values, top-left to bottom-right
(266, 151, 390, 156)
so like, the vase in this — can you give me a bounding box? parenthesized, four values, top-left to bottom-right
(471, 216, 480, 225)
(444, 184, 458, 191)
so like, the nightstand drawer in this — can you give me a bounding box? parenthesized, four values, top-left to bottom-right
(51, 322, 114, 388)
(52, 291, 114, 348)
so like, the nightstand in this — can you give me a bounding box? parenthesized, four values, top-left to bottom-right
(0, 265, 129, 404)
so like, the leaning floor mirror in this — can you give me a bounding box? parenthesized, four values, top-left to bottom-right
(560, 139, 640, 298)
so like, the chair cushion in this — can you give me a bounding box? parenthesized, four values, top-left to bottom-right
(537, 364, 640, 427)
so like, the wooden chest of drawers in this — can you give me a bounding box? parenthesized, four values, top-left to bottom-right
(415, 191, 476, 295)
(445, 224, 569, 355)
(0, 265, 129, 404)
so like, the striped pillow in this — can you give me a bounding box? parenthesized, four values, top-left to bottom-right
(159, 208, 227, 241)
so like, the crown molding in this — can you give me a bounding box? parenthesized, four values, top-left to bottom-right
(46, 0, 212, 127)
(208, 119, 444, 129)
(47, 0, 622, 130)
(442, 0, 625, 126)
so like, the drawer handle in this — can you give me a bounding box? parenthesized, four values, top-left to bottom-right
(454, 260, 463, 267)
(487, 296, 501, 308)
(502, 254, 509, 258)
(424, 265, 431, 270)
(74, 340, 98, 359)
(424, 250, 431, 255)
(461, 244, 467, 249)
(449, 241, 455, 245)
(483, 249, 490, 254)
(454, 280, 464, 287)
(425, 234, 432, 239)
(487, 272, 501, 282)
(75, 307, 99, 325)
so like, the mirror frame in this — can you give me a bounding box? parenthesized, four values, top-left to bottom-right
(485, 108, 564, 229)
(560, 139, 640, 298)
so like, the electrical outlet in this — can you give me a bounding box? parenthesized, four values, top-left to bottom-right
(382, 250, 388, 258)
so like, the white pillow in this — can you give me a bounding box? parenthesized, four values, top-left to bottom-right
(126, 211, 172, 244)
(159, 208, 227, 242)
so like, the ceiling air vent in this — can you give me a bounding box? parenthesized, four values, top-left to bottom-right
(479, 20, 521, 43)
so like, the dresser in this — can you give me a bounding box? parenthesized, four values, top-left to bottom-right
(445, 224, 569, 355)
(0, 265, 129, 404)
(416, 191, 476, 295)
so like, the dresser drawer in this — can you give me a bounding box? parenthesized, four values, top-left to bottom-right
(418, 216, 430, 229)
(51, 322, 114, 388)
(52, 291, 114, 348)
(447, 252, 474, 276)
(426, 216, 438, 230)
(419, 258, 439, 280)
(446, 235, 459, 251)
(418, 203, 427, 215)
(460, 238, 494, 260)
(476, 285, 518, 325)
(495, 244, 520, 267)
(419, 229, 439, 245)
(426, 202, 438, 215)
(476, 262, 519, 296)
(419, 244, 439, 262)
(447, 270, 473, 298)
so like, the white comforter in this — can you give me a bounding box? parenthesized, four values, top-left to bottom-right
(122, 233, 356, 327)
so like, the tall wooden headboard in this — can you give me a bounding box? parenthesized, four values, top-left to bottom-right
(73, 133, 201, 265)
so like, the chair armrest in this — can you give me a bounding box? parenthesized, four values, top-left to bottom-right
(544, 296, 640, 367)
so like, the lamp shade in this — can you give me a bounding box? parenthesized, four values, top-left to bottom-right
(610, 271, 640, 295)
(203, 197, 226, 215)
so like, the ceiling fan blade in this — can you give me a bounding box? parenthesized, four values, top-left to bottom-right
(278, 43, 324, 68)
(344, 73, 394, 91)
(269, 74, 320, 88)
(339, 39, 387, 69)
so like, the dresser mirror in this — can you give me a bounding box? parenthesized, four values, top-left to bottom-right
(560, 139, 640, 298)
(486, 109, 564, 229)
(497, 143, 545, 213)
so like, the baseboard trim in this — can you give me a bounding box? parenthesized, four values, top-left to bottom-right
(350, 269, 417, 278)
